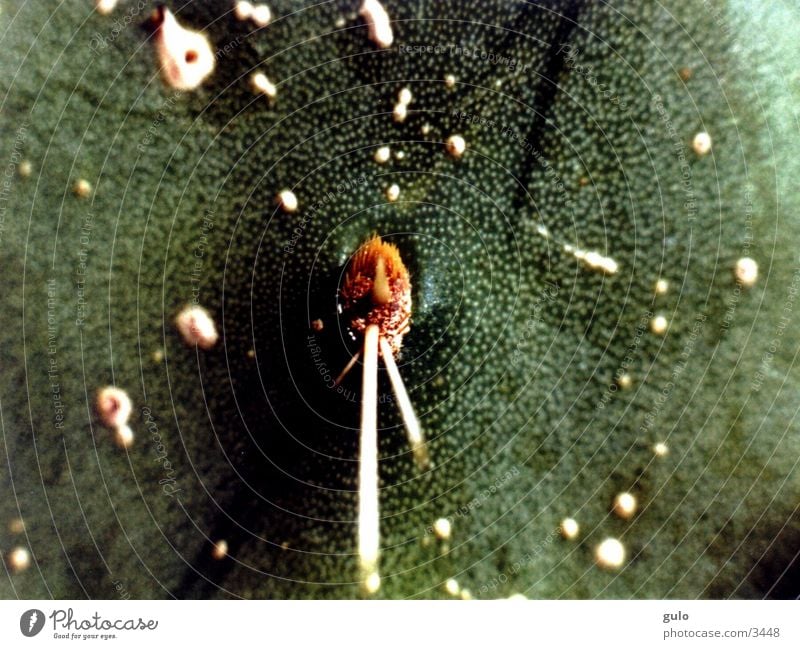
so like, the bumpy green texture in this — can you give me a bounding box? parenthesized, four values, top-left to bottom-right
(1, 0, 799, 598)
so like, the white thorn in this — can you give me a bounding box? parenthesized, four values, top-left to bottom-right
(358, 325, 381, 592)
(379, 336, 429, 469)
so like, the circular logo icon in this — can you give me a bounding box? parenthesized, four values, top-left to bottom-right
(20, 609, 45, 637)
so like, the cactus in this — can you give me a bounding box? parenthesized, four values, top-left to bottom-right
(1, 0, 799, 599)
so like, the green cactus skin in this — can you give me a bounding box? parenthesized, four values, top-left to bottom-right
(1, 0, 799, 599)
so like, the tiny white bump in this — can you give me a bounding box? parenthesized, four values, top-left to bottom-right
(364, 571, 381, 594)
(7, 546, 31, 573)
(251, 72, 277, 99)
(692, 131, 712, 156)
(212, 540, 229, 560)
(651, 315, 668, 335)
(374, 146, 391, 164)
(595, 538, 626, 569)
(278, 189, 298, 213)
(433, 518, 451, 541)
(392, 102, 407, 123)
(613, 492, 637, 519)
(175, 305, 219, 349)
(444, 578, 460, 596)
(446, 134, 466, 158)
(234, 1, 253, 20)
(73, 178, 92, 198)
(251, 4, 271, 27)
(560, 517, 579, 540)
(734, 257, 758, 287)
(359, 0, 393, 48)
(386, 184, 400, 202)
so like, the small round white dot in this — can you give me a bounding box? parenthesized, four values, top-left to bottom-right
(392, 102, 407, 123)
(654, 442, 669, 457)
(73, 178, 92, 198)
(444, 74, 456, 88)
(234, 1, 253, 20)
(444, 578, 460, 596)
(735, 257, 758, 287)
(278, 189, 298, 213)
(212, 540, 229, 560)
(595, 538, 626, 569)
(613, 492, 637, 519)
(7, 546, 31, 573)
(433, 518, 452, 540)
(692, 131, 712, 156)
(386, 184, 400, 202)
(374, 146, 391, 164)
(651, 315, 668, 335)
(19, 160, 32, 177)
(617, 373, 632, 390)
(96, 0, 117, 15)
(560, 517, 579, 540)
(251, 3, 271, 27)
(398, 87, 412, 106)
(655, 279, 669, 295)
(251, 72, 277, 99)
(446, 134, 466, 158)
(154, 8, 216, 91)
